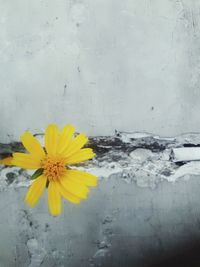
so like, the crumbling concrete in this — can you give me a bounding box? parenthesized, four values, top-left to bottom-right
(1, 132, 200, 266)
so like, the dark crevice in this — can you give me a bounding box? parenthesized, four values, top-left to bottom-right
(183, 143, 200, 147)
(0, 134, 199, 164)
(87, 136, 169, 157)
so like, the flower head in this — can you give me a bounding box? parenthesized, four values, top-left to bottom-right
(9, 124, 97, 216)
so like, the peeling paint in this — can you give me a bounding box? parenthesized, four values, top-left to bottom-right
(1, 132, 200, 190)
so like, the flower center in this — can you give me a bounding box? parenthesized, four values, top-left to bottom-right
(42, 155, 66, 181)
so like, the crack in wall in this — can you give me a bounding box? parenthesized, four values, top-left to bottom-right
(1, 132, 200, 190)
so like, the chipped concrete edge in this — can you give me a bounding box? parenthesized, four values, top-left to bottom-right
(1, 131, 200, 190)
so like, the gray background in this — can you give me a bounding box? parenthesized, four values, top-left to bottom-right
(1, 2, 200, 267)
(0, 0, 200, 142)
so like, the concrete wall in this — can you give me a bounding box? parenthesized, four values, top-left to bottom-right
(2, 174, 200, 267)
(1, 134, 200, 266)
(1, 0, 200, 142)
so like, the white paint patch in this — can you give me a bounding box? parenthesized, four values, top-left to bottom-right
(172, 147, 200, 162)
(168, 162, 200, 182)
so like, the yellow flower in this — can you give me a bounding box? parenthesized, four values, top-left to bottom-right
(10, 124, 97, 216)
(0, 157, 13, 165)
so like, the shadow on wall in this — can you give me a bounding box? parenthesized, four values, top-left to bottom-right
(92, 238, 200, 267)
(146, 239, 200, 267)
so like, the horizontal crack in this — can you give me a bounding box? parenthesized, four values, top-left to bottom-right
(1, 132, 200, 189)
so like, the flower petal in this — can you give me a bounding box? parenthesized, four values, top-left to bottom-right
(60, 175, 89, 199)
(61, 133, 88, 158)
(65, 169, 97, 187)
(57, 124, 75, 155)
(65, 148, 95, 164)
(21, 132, 45, 160)
(25, 175, 47, 208)
(13, 153, 41, 169)
(48, 181, 62, 216)
(56, 182, 80, 204)
(0, 157, 13, 165)
(45, 124, 59, 155)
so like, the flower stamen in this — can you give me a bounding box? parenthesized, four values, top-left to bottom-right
(42, 155, 66, 181)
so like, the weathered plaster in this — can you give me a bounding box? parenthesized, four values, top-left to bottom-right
(1, 132, 200, 266)
(1, 1, 200, 142)
(1, 132, 200, 190)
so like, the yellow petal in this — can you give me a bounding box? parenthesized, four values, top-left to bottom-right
(48, 181, 62, 216)
(57, 124, 75, 155)
(45, 124, 59, 155)
(60, 176, 89, 199)
(25, 175, 47, 208)
(13, 153, 41, 169)
(61, 133, 88, 158)
(0, 157, 13, 165)
(66, 169, 97, 187)
(65, 148, 95, 164)
(21, 132, 45, 160)
(56, 181, 80, 204)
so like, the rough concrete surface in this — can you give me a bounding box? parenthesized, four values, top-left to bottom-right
(1, 0, 200, 142)
(1, 132, 200, 266)
(1, 0, 200, 266)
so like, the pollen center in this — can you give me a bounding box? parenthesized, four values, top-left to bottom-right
(42, 155, 66, 181)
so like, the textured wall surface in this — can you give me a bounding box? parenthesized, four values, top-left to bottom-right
(1, 1, 200, 266)
(2, 174, 200, 267)
(1, 0, 200, 142)
(1, 133, 200, 266)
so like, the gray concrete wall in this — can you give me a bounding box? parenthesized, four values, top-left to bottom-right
(1, 0, 200, 142)
(2, 175, 200, 267)
(1, 133, 200, 266)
